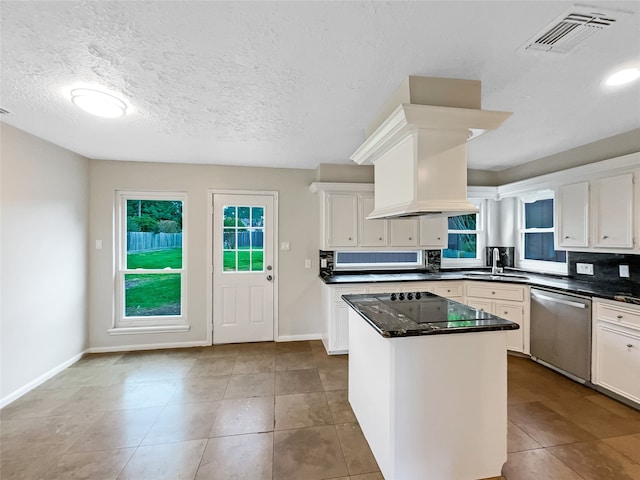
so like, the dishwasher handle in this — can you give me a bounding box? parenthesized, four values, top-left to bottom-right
(531, 291, 588, 309)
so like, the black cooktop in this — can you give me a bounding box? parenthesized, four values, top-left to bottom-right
(342, 291, 520, 338)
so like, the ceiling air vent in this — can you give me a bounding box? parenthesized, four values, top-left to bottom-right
(522, 5, 630, 55)
(0, 108, 10, 115)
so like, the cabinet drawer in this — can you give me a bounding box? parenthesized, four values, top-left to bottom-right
(330, 286, 367, 303)
(596, 302, 640, 331)
(466, 283, 525, 302)
(432, 283, 464, 298)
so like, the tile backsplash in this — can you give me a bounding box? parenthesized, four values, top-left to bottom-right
(486, 247, 515, 268)
(568, 251, 640, 289)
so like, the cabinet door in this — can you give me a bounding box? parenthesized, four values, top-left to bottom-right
(419, 216, 447, 248)
(465, 298, 493, 313)
(595, 324, 640, 403)
(592, 174, 634, 248)
(556, 182, 589, 248)
(389, 218, 418, 247)
(359, 194, 388, 247)
(495, 301, 525, 353)
(333, 302, 351, 353)
(432, 282, 464, 300)
(327, 193, 358, 247)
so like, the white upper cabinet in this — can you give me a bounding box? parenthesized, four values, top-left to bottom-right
(359, 194, 388, 247)
(419, 216, 448, 248)
(389, 218, 419, 247)
(553, 155, 638, 253)
(592, 173, 634, 249)
(326, 193, 358, 248)
(555, 181, 590, 248)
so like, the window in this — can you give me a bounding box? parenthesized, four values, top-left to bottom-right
(334, 251, 423, 271)
(115, 191, 187, 330)
(441, 201, 484, 268)
(518, 195, 567, 274)
(223, 205, 264, 272)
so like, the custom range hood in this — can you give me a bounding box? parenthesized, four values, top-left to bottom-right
(350, 76, 511, 218)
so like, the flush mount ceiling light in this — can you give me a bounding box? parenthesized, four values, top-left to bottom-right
(605, 67, 640, 86)
(70, 88, 128, 118)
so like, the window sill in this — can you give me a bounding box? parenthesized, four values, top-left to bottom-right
(108, 325, 190, 335)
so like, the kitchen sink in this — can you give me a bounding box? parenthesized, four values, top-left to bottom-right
(463, 272, 530, 281)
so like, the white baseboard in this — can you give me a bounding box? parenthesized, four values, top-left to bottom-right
(86, 340, 210, 353)
(0, 350, 86, 409)
(277, 333, 323, 342)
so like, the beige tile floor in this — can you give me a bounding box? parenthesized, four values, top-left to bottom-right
(0, 341, 638, 480)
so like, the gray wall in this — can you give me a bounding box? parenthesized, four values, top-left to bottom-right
(89, 160, 322, 350)
(1, 123, 89, 404)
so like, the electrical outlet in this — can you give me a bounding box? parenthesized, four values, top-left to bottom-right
(280, 242, 290, 251)
(305, 259, 312, 269)
(320, 259, 328, 268)
(576, 263, 594, 275)
(619, 265, 630, 278)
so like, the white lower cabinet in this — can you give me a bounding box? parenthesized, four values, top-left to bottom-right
(464, 282, 529, 354)
(592, 299, 640, 404)
(323, 281, 464, 354)
(324, 280, 530, 354)
(323, 285, 367, 354)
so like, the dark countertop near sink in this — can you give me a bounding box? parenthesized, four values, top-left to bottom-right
(342, 292, 520, 338)
(321, 270, 640, 306)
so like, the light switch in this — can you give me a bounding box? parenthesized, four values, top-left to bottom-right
(95, 240, 103, 250)
(280, 242, 290, 251)
(305, 259, 312, 269)
(619, 265, 630, 278)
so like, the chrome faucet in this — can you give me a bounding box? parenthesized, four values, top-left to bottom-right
(492, 247, 503, 274)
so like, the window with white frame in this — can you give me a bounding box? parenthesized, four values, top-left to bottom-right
(115, 191, 187, 328)
(441, 201, 485, 268)
(517, 194, 567, 274)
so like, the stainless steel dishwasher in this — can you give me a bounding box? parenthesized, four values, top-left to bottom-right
(530, 288, 592, 383)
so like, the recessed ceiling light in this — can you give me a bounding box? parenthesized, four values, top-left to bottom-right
(605, 67, 640, 86)
(70, 88, 128, 118)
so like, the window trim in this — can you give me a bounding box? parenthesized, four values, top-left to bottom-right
(516, 192, 567, 275)
(114, 191, 188, 330)
(441, 200, 485, 269)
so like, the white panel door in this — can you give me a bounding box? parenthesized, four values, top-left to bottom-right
(213, 194, 275, 344)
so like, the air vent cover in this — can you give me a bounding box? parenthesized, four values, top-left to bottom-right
(0, 108, 10, 115)
(522, 5, 630, 54)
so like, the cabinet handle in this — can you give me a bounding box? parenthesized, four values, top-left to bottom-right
(379, 237, 383, 241)
(627, 344, 634, 348)
(617, 314, 623, 319)
(408, 237, 412, 240)
(504, 311, 508, 315)
(564, 235, 570, 239)
(602, 235, 609, 239)
(437, 237, 441, 240)
(492, 291, 496, 295)
(348, 237, 352, 241)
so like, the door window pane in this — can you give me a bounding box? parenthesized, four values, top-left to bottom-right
(222, 205, 265, 272)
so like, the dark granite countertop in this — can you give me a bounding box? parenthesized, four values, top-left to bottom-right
(342, 292, 520, 338)
(321, 269, 640, 306)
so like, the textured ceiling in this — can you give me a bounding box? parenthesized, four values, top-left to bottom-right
(1, 1, 639, 171)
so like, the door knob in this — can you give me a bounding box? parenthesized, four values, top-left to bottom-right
(266, 275, 273, 281)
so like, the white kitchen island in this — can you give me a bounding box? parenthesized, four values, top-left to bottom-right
(344, 292, 518, 480)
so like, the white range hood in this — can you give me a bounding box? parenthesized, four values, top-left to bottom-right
(350, 76, 512, 219)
